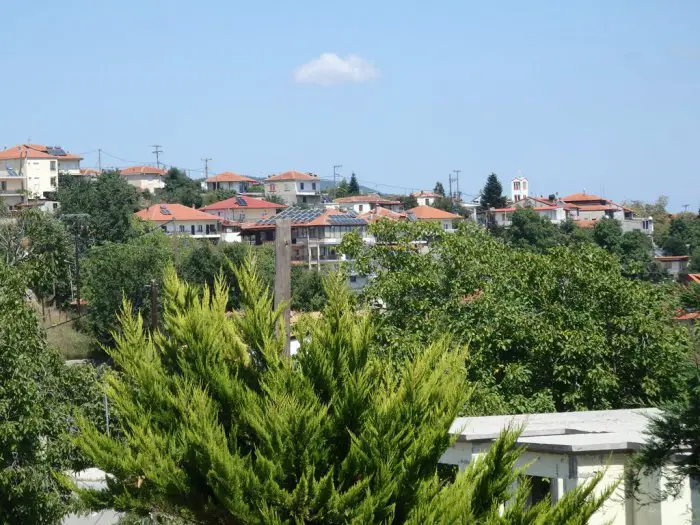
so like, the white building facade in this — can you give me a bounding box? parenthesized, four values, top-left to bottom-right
(120, 166, 166, 193)
(264, 171, 322, 206)
(441, 409, 699, 525)
(0, 144, 82, 206)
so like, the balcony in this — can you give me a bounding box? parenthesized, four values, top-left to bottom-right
(0, 169, 25, 180)
(0, 189, 24, 196)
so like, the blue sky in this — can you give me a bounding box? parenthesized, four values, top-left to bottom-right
(2, 0, 699, 209)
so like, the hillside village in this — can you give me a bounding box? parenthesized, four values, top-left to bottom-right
(2, 142, 700, 525)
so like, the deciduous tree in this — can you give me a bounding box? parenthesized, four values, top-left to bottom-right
(0, 263, 104, 524)
(57, 171, 140, 244)
(355, 221, 691, 414)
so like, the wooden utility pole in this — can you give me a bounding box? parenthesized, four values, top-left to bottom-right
(274, 219, 292, 356)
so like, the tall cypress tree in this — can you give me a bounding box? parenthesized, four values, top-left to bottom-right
(76, 257, 612, 523)
(348, 173, 360, 196)
(480, 173, 507, 209)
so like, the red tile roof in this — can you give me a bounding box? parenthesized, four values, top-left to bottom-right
(206, 172, 257, 183)
(411, 191, 439, 198)
(408, 205, 461, 220)
(120, 165, 167, 176)
(574, 220, 598, 229)
(687, 274, 700, 284)
(79, 168, 100, 176)
(201, 195, 287, 211)
(265, 170, 318, 182)
(492, 206, 562, 212)
(560, 193, 608, 203)
(0, 144, 82, 160)
(676, 311, 700, 321)
(334, 194, 401, 205)
(135, 203, 222, 222)
(359, 206, 406, 222)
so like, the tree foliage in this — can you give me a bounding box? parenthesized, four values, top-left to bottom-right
(628, 361, 700, 499)
(334, 179, 350, 199)
(662, 213, 700, 256)
(397, 195, 418, 210)
(155, 168, 203, 208)
(0, 208, 74, 305)
(57, 171, 140, 245)
(291, 267, 326, 312)
(480, 173, 507, 209)
(348, 173, 360, 196)
(433, 182, 445, 197)
(82, 232, 174, 344)
(0, 263, 104, 524)
(76, 260, 610, 523)
(355, 221, 691, 414)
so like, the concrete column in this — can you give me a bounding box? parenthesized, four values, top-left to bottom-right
(691, 476, 700, 525)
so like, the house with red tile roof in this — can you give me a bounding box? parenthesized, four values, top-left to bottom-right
(358, 206, 407, 223)
(241, 207, 370, 266)
(135, 203, 222, 240)
(560, 192, 653, 235)
(411, 190, 439, 206)
(0, 144, 82, 206)
(200, 195, 286, 224)
(205, 172, 258, 193)
(407, 205, 462, 231)
(120, 166, 167, 194)
(333, 193, 402, 214)
(264, 171, 322, 206)
(489, 195, 569, 227)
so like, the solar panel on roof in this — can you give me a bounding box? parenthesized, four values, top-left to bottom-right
(236, 197, 247, 207)
(5, 165, 19, 177)
(159, 205, 171, 215)
(47, 146, 67, 156)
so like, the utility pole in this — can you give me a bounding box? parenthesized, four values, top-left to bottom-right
(274, 219, 292, 357)
(98, 148, 102, 172)
(333, 164, 342, 198)
(450, 169, 461, 201)
(448, 173, 453, 200)
(201, 157, 212, 180)
(151, 144, 163, 168)
(682, 204, 689, 212)
(150, 280, 158, 332)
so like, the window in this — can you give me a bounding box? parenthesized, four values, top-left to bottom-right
(514, 181, 520, 190)
(268, 184, 276, 192)
(300, 182, 305, 190)
(284, 184, 290, 191)
(312, 182, 317, 190)
(1, 181, 6, 191)
(197, 224, 203, 232)
(523, 181, 527, 190)
(302, 196, 307, 203)
(50, 177, 57, 188)
(358, 204, 364, 212)
(350, 275, 357, 283)
(443, 222, 449, 230)
(50, 160, 56, 171)
(179, 225, 186, 233)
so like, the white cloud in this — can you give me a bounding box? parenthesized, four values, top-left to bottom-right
(293, 53, 379, 86)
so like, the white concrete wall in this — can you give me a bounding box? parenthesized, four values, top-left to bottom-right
(160, 220, 220, 237)
(416, 196, 435, 206)
(124, 174, 165, 193)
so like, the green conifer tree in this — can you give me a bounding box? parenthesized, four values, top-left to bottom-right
(76, 257, 613, 523)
